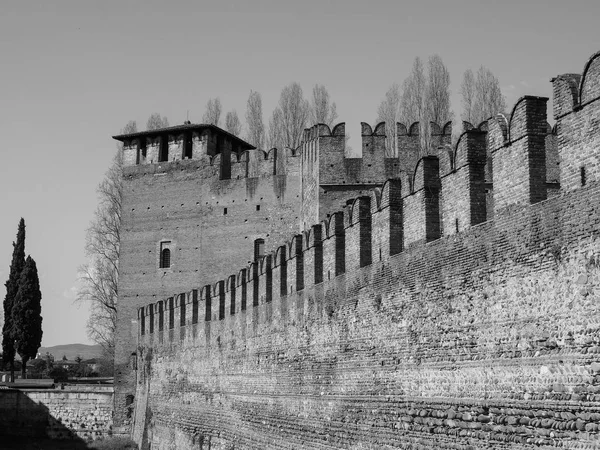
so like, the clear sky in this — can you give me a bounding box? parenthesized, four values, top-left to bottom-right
(0, 0, 598, 346)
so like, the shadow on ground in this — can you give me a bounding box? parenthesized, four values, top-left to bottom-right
(0, 436, 91, 450)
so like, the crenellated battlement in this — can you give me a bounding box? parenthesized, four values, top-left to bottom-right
(115, 123, 256, 174)
(124, 51, 600, 450)
(122, 146, 301, 182)
(136, 46, 600, 344)
(298, 119, 452, 228)
(552, 50, 600, 192)
(299, 120, 452, 180)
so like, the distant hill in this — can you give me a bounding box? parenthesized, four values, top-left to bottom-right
(38, 344, 103, 360)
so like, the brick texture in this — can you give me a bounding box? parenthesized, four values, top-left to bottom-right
(121, 50, 600, 450)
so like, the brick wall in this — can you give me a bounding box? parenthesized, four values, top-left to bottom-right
(114, 150, 302, 427)
(127, 50, 600, 450)
(136, 179, 600, 449)
(552, 51, 600, 192)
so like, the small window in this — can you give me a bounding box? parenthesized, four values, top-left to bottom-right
(160, 248, 170, 268)
(160, 241, 172, 268)
(158, 135, 168, 162)
(224, 207, 228, 215)
(254, 239, 265, 261)
(581, 166, 587, 186)
(256, 204, 260, 211)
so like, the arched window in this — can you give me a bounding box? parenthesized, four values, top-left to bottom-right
(254, 238, 265, 261)
(160, 248, 171, 268)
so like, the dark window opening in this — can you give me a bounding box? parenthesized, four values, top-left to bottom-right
(180, 294, 186, 326)
(581, 166, 587, 186)
(295, 238, 304, 291)
(158, 302, 164, 332)
(256, 204, 260, 211)
(168, 298, 174, 330)
(252, 263, 260, 307)
(192, 290, 198, 324)
(219, 136, 231, 180)
(224, 208, 228, 215)
(241, 271, 247, 311)
(254, 239, 265, 261)
(184, 132, 193, 159)
(280, 257, 288, 296)
(266, 257, 272, 303)
(230, 281, 236, 315)
(219, 284, 225, 320)
(160, 242, 171, 269)
(149, 305, 154, 334)
(159, 135, 168, 162)
(160, 248, 170, 268)
(205, 286, 212, 322)
(140, 309, 145, 335)
(455, 218, 459, 233)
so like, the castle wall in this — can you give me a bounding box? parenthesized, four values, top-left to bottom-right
(131, 52, 600, 449)
(137, 179, 600, 450)
(114, 152, 302, 427)
(300, 121, 432, 229)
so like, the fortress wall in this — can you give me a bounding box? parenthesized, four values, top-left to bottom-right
(138, 177, 600, 449)
(127, 51, 600, 450)
(114, 151, 302, 426)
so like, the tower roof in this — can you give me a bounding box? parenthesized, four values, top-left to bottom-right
(112, 123, 255, 150)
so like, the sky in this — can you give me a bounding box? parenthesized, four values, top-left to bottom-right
(0, 0, 598, 347)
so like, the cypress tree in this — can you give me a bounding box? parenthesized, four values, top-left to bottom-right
(2, 218, 25, 382)
(12, 255, 43, 379)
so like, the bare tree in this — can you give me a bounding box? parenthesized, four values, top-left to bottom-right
(309, 84, 338, 128)
(426, 55, 452, 126)
(376, 83, 401, 157)
(77, 121, 136, 356)
(399, 56, 452, 155)
(460, 69, 476, 124)
(277, 82, 310, 149)
(267, 107, 285, 150)
(225, 110, 242, 137)
(399, 57, 427, 127)
(146, 113, 169, 130)
(461, 66, 507, 126)
(202, 98, 222, 126)
(245, 90, 265, 149)
(400, 57, 430, 155)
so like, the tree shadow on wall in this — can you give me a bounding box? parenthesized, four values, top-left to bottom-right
(0, 388, 97, 449)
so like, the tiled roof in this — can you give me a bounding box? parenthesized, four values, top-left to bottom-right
(112, 123, 255, 150)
